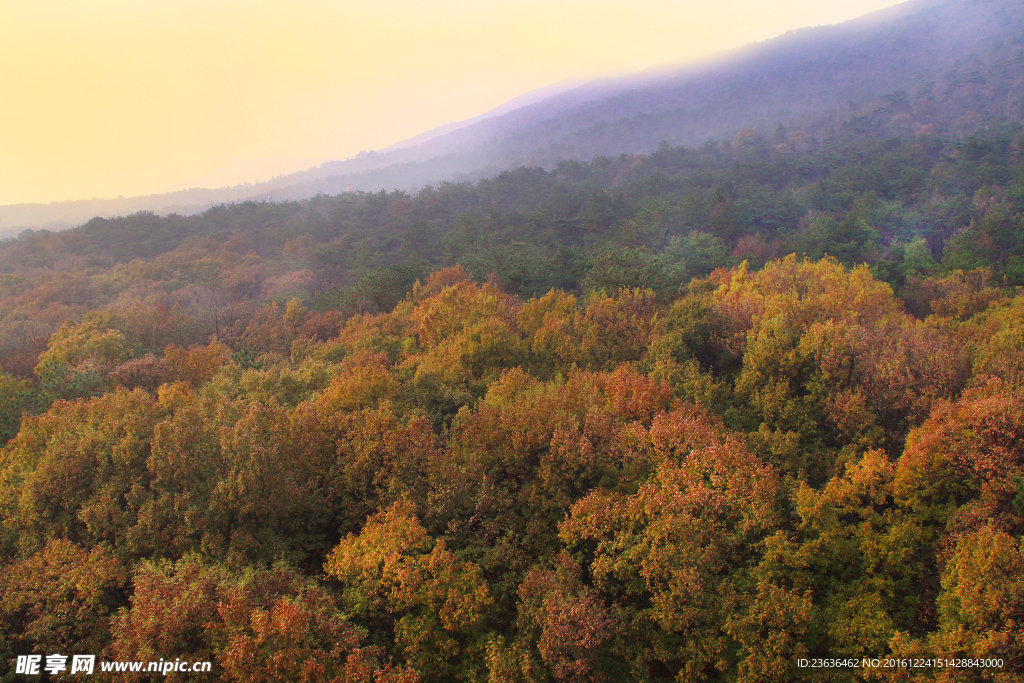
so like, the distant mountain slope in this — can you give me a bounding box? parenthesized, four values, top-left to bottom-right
(3, 0, 1021, 234)
(264, 0, 1023, 198)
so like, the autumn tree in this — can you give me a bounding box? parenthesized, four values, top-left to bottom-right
(324, 502, 492, 682)
(558, 406, 792, 682)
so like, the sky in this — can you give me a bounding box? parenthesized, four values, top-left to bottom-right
(1, 0, 908, 206)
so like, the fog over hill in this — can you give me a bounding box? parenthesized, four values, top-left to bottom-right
(2, 0, 1022, 236)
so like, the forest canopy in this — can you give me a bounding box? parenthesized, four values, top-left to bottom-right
(1, 122, 1024, 681)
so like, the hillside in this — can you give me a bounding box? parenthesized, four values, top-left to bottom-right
(2, 118, 1022, 377)
(2, 122, 1024, 677)
(274, 0, 1024, 198)
(3, 0, 1023, 234)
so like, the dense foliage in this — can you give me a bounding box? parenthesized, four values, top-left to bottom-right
(1, 124, 1024, 681)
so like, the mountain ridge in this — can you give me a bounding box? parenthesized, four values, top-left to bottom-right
(3, 0, 1021, 235)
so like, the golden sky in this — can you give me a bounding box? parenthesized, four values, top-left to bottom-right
(1, 0, 906, 205)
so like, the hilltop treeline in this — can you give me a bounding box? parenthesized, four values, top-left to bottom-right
(1, 126, 1024, 681)
(2, 123, 1023, 381)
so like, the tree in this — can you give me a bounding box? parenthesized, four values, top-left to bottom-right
(34, 320, 130, 400)
(109, 556, 415, 683)
(559, 409, 788, 682)
(0, 541, 126, 663)
(324, 502, 492, 682)
(0, 370, 29, 443)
